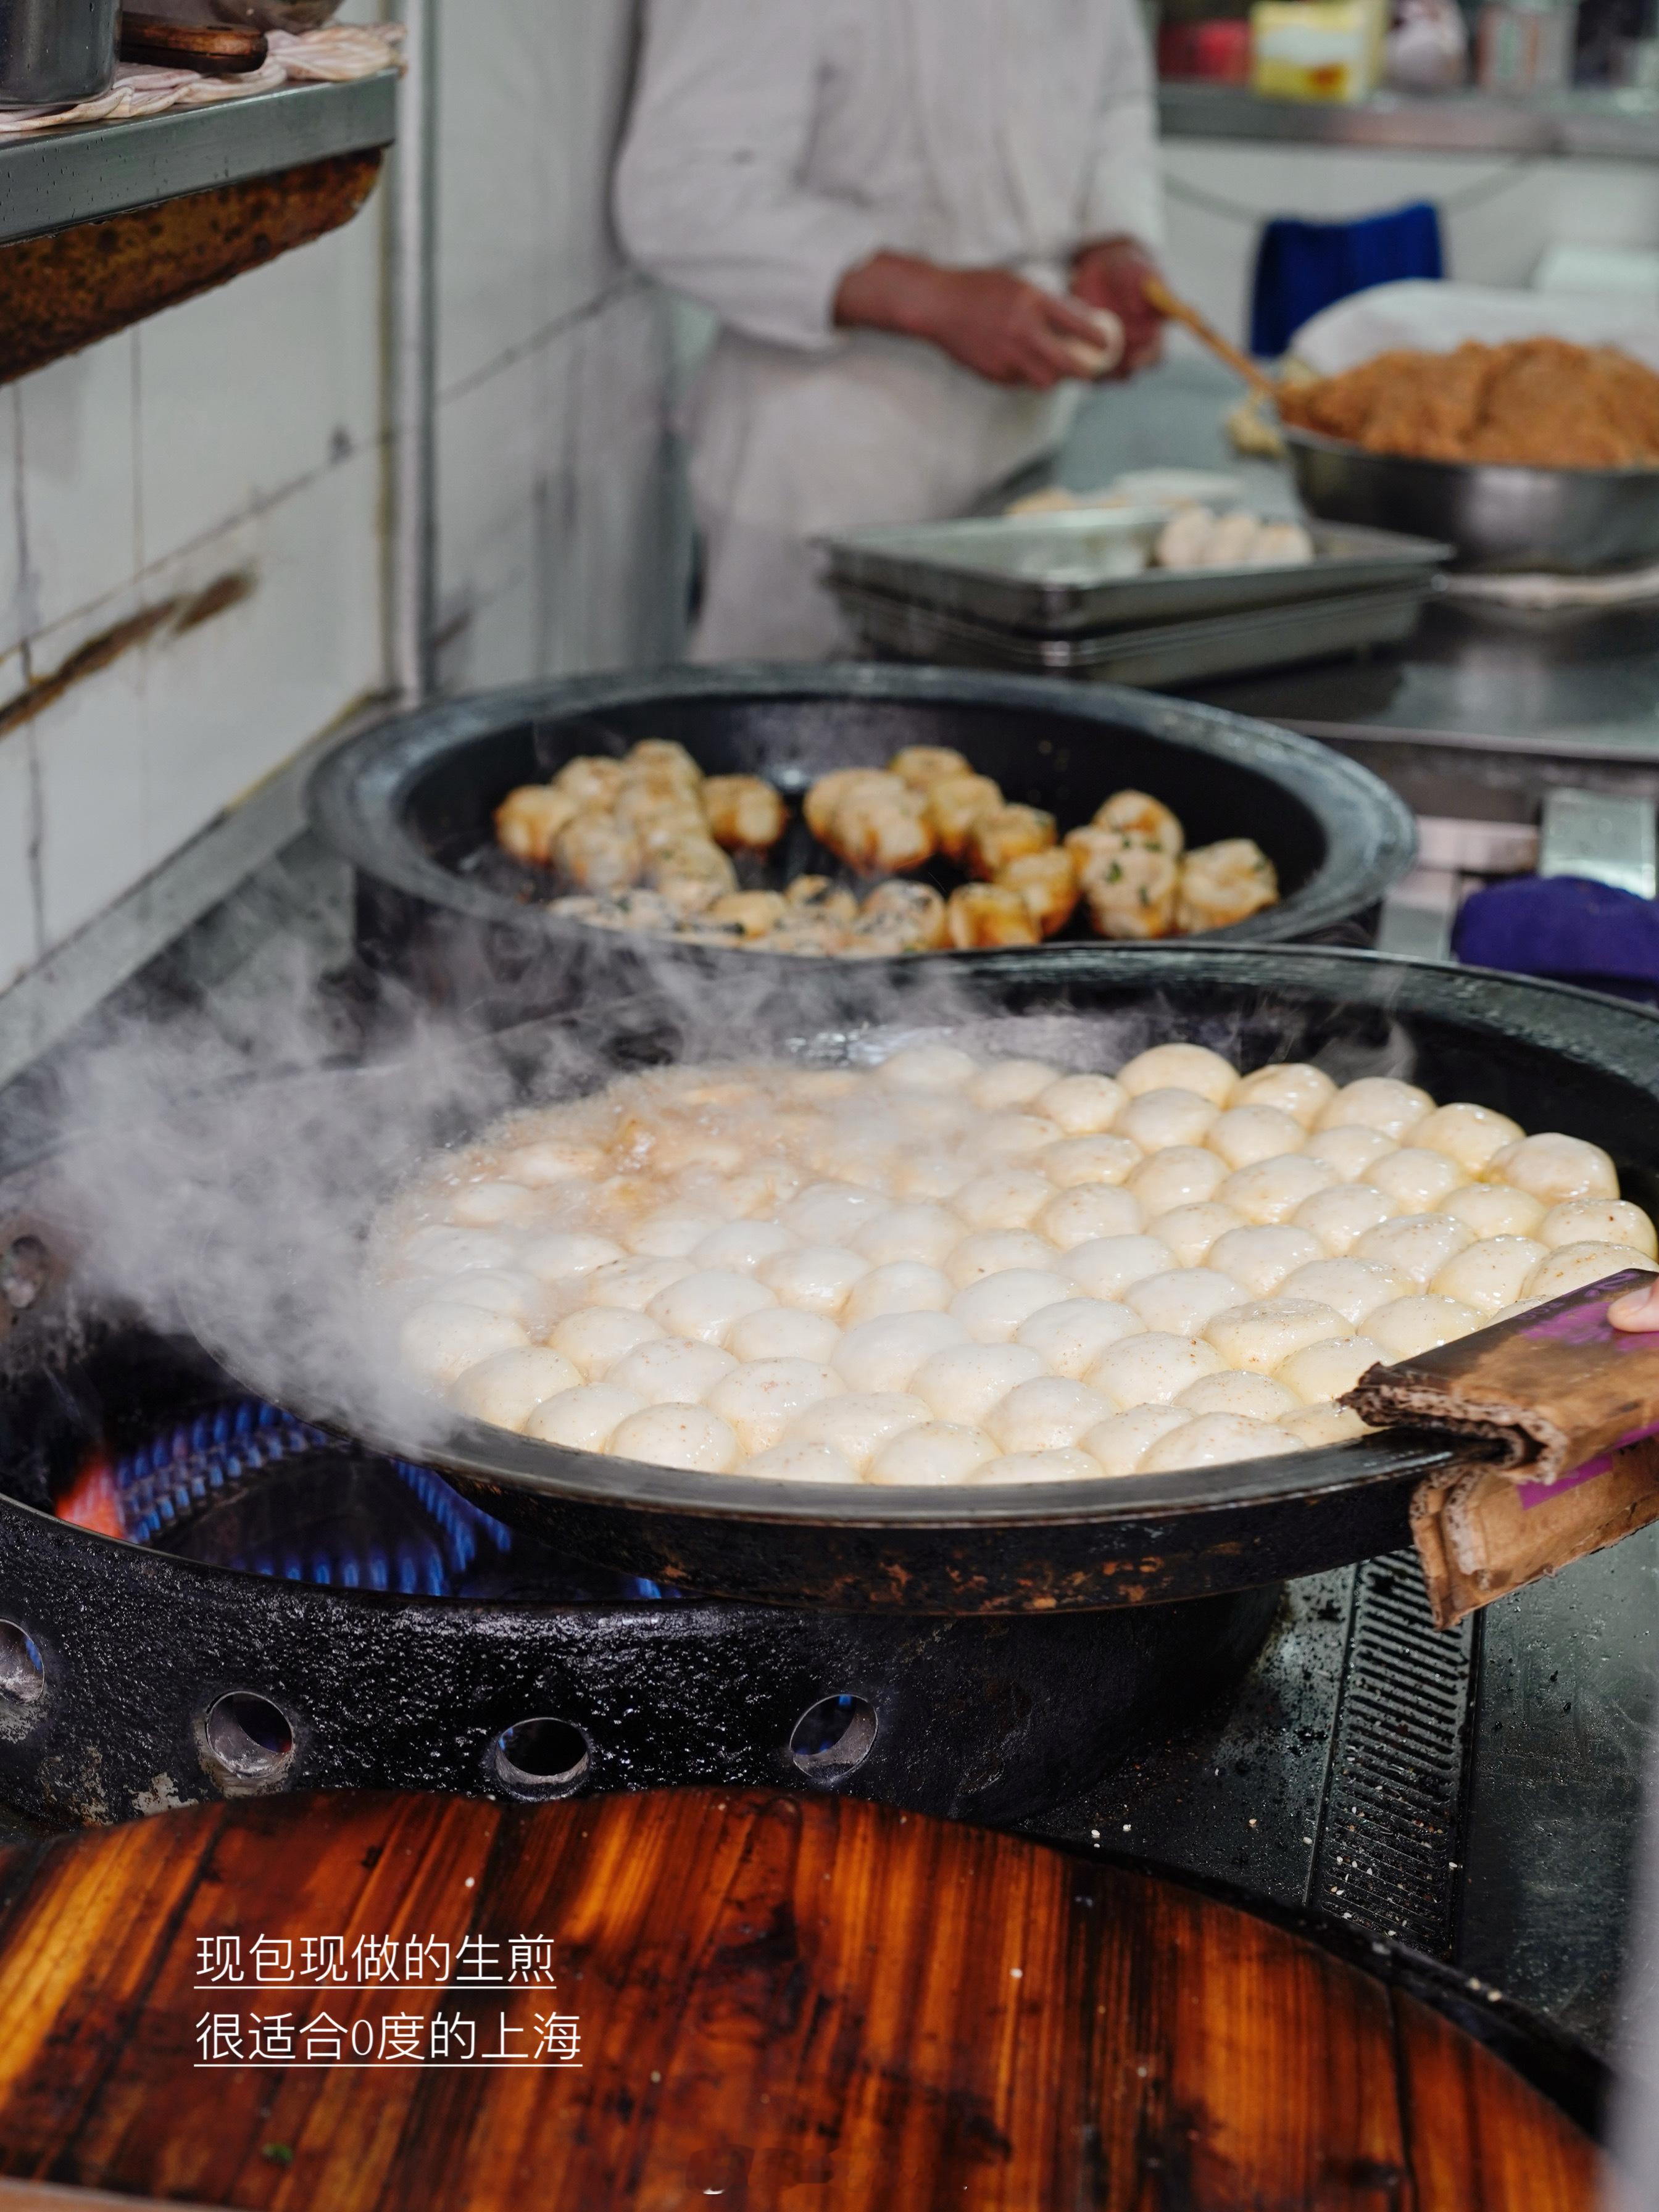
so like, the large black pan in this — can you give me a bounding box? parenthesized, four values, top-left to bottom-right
(308, 665, 1416, 1028)
(187, 945, 1659, 1616)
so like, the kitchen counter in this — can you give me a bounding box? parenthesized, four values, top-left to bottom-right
(1160, 79, 1659, 161)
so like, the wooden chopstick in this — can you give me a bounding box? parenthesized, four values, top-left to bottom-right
(1142, 276, 1280, 404)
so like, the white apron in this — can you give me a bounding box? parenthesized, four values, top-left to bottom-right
(616, 0, 1164, 660)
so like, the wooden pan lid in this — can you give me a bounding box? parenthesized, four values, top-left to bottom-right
(0, 1789, 1598, 2209)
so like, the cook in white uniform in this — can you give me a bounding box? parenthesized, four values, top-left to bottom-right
(614, 0, 1167, 662)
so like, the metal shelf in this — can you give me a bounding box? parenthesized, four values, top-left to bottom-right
(0, 71, 397, 248)
(1159, 80, 1659, 160)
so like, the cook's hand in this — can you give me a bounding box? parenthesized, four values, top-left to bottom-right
(1070, 237, 1166, 378)
(835, 253, 1126, 390)
(1610, 1278, 1659, 1331)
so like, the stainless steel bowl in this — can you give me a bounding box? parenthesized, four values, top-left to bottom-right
(0, 0, 117, 106)
(1285, 425, 1659, 574)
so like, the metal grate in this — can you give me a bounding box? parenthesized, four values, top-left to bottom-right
(1310, 1550, 1478, 1956)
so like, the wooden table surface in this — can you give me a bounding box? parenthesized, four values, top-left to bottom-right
(0, 1788, 1600, 2210)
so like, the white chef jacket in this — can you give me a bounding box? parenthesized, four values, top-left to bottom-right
(615, 0, 1165, 660)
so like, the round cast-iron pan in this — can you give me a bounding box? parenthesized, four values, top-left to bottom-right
(307, 664, 1416, 1027)
(189, 944, 1659, 1615)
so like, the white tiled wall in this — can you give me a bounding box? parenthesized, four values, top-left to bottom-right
(1162, 138, 1659, 344)
(0, 0, 677, 1005)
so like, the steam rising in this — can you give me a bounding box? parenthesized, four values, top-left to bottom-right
(7, 926, 1427, 1464)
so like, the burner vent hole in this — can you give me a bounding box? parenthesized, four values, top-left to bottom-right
(789, 1695, 877, 1783)
(202, 1694, 294, 1790)
(0, 1237, 48, 1315)
(490, 1718, 591, 1801)
(0, 1623, 44, 1706)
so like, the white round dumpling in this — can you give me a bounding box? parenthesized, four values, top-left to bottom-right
(892, 1151, 979, 1201)
(1365, 1296, 1482, 1362)
(401, 1302, 529, 1386)
(785, 1392, 930, 1471)
(1126, 1147, 1227, 1213)
(1089, 1331, 1226, 1409)
(1038, 1185, 1144, 1249)
(1176, 1371, 1299, 1422)
(723, 1307, 842, 1364)
(966, 1112, 1063, 1160)
(1115, 1044, 1238, 1106)
(1231, 1063, 1337, 1128)
(1081, 1406, 1194, 1474)
(647, 1270, 776, 1343)
(1292, 1183, 1400, 1257)
(738, 1441, 861, 1484)
(757, 1244, 870, 1314)
(1116, 1089, 1220, 1155)
(1063, 1235, 1176, 1300)
(950, 1269, 1073, 1343)
(525, 1382, 644, 1451)
(502, 1136, 608, 1186)
(833, 1311, 967, 1393)
(625, 1208, 722, 1259)
(1218, 1156, 1335, 1226)
(1436, 1184, 1547, 1241)
(1205, 1105, 1306, 1172)
(988, 1377, 1114, 1453)
(401, 1226, 523, 1278)
(691, 1220, 796, 1273)
(1037, 1074, 1126, 1134)
(1278, 1258, 1408, 1326)
(1353, 1214, 1474, 1287)
(950, 1170, 1055, 1231)
(549, 1305, 663, 1381)
(1144, 1203, 1245, 1267)
(866, 1423, 999, 1486)
(1524, 1242, 1653, 1302)
(947, 1231, 1057, 1288)
(1039, 1135, 1142, 1189)
(782, 1181, 889, 1244)
(1273, 1335, 1385, 1405)
(1124, 1267, 1243, 1336)
(1316, 1077, 1434, 1139)
(911, 1342, 1046, 1425)
(433, 1269, 543, 1323)
(877, 1044, 979, 1092)
(1278, 1404, 1370, 1449)
(1301, 1125, 1399, 1181)
(970, 1450, 1101, 1486)
(1489, 1133, 1618, 1205)
(1204, 1298, 1353, 1374)
(968, 1058, 1060, 1110)
(452, 1347, 583, 1431)
(517, 1231, 628, 1286)
(720, 1163, 806, 1218)
(609, 1404, 740, 1474)
(1413, 1102, 1523, 1174)
(1140, 1413, 1300, 1472)
(1208, 1225, 1323, 1298)
(447, 1181, 536, 1228)
(588, 1257, 696, 1311)
(607, 1337, 739, 1403)
(1015, 1297, 1145, 1378)
(852, 1203, 968, 1266)
(1539, 1199, 1658, 1258)
(707, 1359, 839, 1454)
(842, 1262, 954, 1325)
(1430, 1238, 1547, 1315)
(1366, 1148, 1468, 1212)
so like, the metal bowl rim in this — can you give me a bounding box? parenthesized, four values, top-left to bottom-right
(1281, 422, 1659, 488)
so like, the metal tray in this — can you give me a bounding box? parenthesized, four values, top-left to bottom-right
(819, 514, 1451, 635)
(835, 580, 1431, 689)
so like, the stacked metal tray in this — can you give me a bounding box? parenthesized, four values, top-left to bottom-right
(819, 512, 1451, 687)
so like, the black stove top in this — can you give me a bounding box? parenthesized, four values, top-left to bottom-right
(0, 828, 1650, 2064)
